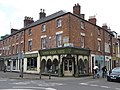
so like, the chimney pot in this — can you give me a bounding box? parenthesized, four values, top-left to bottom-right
(73, 3, 81, 16)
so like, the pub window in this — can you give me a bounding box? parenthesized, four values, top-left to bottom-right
(27, 57, 37, 71)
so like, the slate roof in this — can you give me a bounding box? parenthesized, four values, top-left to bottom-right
(24, 10, 68, 29)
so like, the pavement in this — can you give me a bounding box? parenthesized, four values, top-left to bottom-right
(0, 70, 93, 80)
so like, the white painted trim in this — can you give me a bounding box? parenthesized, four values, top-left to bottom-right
(56, 31, 63, 35)
(81, 33, 85, 36)
(97, 38, 101, 41)
(25, 51, 38, 54)
(41, 35, 47, 38)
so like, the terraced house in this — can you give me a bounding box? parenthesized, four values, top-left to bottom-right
(0, 3, 120, 77)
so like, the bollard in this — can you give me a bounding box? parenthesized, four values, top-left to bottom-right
(49, 69, 52, 79)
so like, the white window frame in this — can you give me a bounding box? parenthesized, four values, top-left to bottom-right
(28, 40, 32, 51)
(57, 18, 62, 28)
(56, 34, 62, 47)
(81, 36, 85, 48)
(98, 40, 101, 51)
(41, 24, 46, 32)
(41, 37, 46, 49)
(81, 21, 85, 30)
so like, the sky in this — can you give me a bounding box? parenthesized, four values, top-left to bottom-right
(0, 0, 120, 36)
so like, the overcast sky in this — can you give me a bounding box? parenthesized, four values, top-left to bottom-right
(0, 0, 120, 36)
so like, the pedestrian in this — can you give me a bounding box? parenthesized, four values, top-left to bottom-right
(3, 64, 6, 73)
(93, 65, 99, 78)
(102, 66, 107, 78)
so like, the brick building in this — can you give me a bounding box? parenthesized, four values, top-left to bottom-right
(0, 3, 120, 77)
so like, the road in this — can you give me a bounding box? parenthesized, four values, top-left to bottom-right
(0, 77, 120, 90)
(0, 71, 120, 90)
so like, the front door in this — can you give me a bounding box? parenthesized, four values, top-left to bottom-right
(64, 59, 73, 76)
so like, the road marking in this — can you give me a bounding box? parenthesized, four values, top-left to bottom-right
(79, 83, 88, 85)
(115, 88, 120, 90)
(38, 82, 64, 86)
(45, 88, 57, 90)
(100, 86, 110, 88)
(13, 86, 57, 90)
(90, 84, 99, 87)
(1, 89, 33, 90)
(12, 81, 31, 85)
(85, 80, 99, 83)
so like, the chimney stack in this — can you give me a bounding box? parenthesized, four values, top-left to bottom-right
(11, 28, 19, 34)
(88, 16, 97, 25)
(102, 23, 108, 30)
(73, 3, 81, 15)
(24, 16, 34, 27)
(39, 9, 46, 19)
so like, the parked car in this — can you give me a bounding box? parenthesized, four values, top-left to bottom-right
(107, 67, 120, 82)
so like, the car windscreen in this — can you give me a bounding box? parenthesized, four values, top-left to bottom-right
(112, 68, 120, 73)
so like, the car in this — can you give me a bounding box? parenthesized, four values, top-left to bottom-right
(107, 67, 120, 82)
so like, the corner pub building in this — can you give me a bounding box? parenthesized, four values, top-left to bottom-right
(0, 3, 119, 77)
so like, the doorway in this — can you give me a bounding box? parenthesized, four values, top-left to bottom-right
(63, 59, 74, 76)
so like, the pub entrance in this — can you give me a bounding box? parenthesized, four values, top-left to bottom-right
(63, 55, 74, 76)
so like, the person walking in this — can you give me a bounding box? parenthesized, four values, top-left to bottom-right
(102, 66, 107, 78)
(93, 65, 99, 79)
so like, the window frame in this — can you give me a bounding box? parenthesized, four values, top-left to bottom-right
(56, 34, 62, 47)
(41, 24, 46, 32)
(28, 40, 32, 51)
(57, 18, 62, 28)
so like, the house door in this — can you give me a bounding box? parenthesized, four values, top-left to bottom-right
(64, 59, 73, 76)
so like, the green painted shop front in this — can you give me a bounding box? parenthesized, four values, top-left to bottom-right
(39, 47, 91, 77)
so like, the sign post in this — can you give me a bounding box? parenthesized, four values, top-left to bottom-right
(18, 52, 24, 78)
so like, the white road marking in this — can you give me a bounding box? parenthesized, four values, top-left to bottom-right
(13, 86, 57, 90)
(1, 89, 33, 90)
(85, 80, 99, 84)
(38, 83, 64, 86)
(115, 88, 120, 90)
(45, 88, 57, 90)
(100, 85, 110, 88)
(12, 81, 31, 85)
(79, 83, 88, 85)
(90, 84, 99, 87)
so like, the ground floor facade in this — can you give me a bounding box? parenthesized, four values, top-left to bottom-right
(0, 47, 120, 77)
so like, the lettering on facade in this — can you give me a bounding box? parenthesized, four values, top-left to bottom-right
(40, 48, 90, 56)
(25, 53, 38, 58)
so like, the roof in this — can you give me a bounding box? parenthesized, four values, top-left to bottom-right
(25, 10, 68, 29)
(0, 10, 68, 40)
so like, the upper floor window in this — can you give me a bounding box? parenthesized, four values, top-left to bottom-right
(41, 37, 46, 49)
(16, 34, 18, 41)
(28, 29, 32, 36)
(21, 31, 24, 39)
(98, 28, 100, 35)
(81, 36, 85, 48)
(16, 44, 18, 54)
(41, 24, 46, 32)
(81, 21, 85, 29)
(28, 40, 32, 51)
(56, 34, 62, 47)
(98, 40, 101, 51)
(57, 18, 62, 28)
